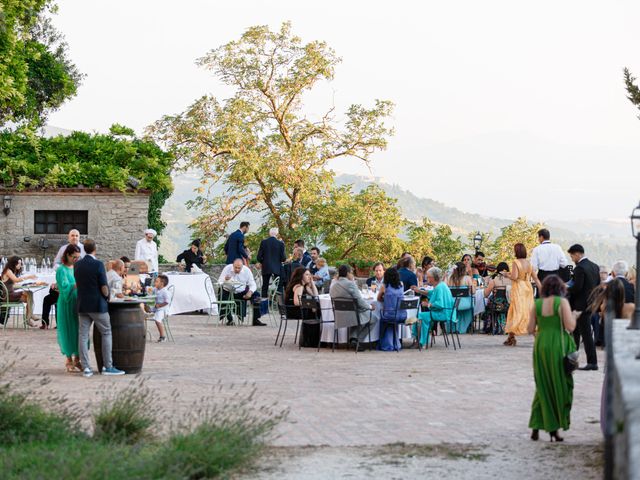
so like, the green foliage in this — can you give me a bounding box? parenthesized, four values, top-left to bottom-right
(0, 388, 81, 445)
(406, 219, 465, 269)
(0, 0, 83, 126)
(149, 22, 394, 247)
(93, 380, 155, 445)
(488, 217, 544, 263)
(624, 67, 640, 118)
(303, 184, 405, 263)
(0, 127, 174, 237)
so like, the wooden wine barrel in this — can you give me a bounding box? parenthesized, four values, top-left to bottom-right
(94, 302, 146, 374)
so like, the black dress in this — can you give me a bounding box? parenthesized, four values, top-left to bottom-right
(286, 287, 320, 348)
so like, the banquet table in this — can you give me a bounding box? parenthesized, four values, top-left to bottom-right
(163, 272, 218, 315)
(318, 293, 417, 344)
(32, 273, 56, 315)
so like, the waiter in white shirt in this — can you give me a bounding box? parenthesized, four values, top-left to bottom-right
(135, 229, 158, 273)
(217, 258, 265, 326)
(530, 228, 568, 284)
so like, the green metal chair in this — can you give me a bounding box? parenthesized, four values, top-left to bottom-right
(0, 281, 27, 330)
(204, 276, 237, 326)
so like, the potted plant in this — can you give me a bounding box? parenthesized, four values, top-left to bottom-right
(350, 259, 375, 278)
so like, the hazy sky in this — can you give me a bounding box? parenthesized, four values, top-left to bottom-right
(48, 0, 640, 223)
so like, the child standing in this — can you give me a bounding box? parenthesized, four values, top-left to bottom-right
(150, 274, 170, 342)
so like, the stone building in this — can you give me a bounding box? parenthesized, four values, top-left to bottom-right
(0, 189, 150, 261)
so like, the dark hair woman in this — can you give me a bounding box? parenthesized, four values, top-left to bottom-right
(1, 256, 42, 326)
(285, 267, 319, 348)
(418, 256, 434, 287)
(484, 262, 512, 297)
(56, 244, 82, 372)
(527, 274, 576, 442)
(502, 244, 541, 346)
(376, 267, 406, 351)
(461, 254, 473, 276)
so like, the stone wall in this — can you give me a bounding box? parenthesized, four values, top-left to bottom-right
(0, 191, 149, 262)
(611, 319, 640, 480)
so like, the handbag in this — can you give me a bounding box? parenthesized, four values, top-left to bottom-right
(559, 303, 579, 375)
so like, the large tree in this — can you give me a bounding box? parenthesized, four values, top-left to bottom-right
(149, 22, 393, 246)
(489, 217, 545, 263)
(303, 184, 405, 263)
(0, 0, 83, 126)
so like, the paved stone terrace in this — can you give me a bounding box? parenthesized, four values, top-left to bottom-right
(1, 314, 604, 477)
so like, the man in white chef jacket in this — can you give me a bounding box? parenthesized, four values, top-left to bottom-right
(135, 228, 159, 273)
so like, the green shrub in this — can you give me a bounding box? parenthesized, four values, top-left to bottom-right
(93, 379, 156, 444)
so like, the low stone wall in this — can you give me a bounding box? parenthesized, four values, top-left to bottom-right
(611, 319, 640, 480)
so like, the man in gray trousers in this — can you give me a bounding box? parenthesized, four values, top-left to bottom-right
(74, 238, 124, 377)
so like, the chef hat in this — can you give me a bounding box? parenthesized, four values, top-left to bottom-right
(144, 228, 157, 237)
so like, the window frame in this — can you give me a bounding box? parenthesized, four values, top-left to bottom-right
(34, 210, 89, 235)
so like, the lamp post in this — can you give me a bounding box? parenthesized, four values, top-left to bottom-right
(2, 195, 11, 215)
(629, 202, 640, 330)
(473, 232, 483, 253)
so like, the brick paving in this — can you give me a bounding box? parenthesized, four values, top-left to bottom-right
(2, 315, 604, 477)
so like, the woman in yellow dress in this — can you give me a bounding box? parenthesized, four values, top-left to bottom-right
(503, 243, 541, 346)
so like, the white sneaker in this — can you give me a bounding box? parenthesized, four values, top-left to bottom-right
(83, 368, 94, 378)
(157, 336, 167, 343)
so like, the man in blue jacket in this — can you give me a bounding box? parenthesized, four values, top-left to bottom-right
(74, 238, 124, 377)
(224, 221, 250, 265)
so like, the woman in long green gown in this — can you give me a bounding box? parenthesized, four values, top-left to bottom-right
(527, 275, 577, 442)
(56, 244, 82, 372)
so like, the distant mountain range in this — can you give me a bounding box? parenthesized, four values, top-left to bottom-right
(159, 171, 635, 266)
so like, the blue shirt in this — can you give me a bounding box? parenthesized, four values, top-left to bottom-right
(398, 268, 418, 292)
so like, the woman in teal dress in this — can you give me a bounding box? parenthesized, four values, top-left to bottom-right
(446, 261, 475, 333)
(527, 275, 576, 442)
(417, 267, 456, 347)
(56, 244, 82, 373)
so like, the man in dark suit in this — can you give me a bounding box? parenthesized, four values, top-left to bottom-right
(256, 227, 286, 299)
(74, 238, 124, 377)
(224, 221, 250, 265)
(283, 247, 303, 290)
(567, 244, 600, 371)
(294, 239, 312, 268)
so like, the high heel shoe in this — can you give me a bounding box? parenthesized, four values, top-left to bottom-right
(549, 431, 564, 442)
(72, 355, 82, 372)
(65, 357, 75, 373)
(530, 429, 539, 441)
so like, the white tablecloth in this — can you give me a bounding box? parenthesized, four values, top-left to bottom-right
(474, 289, 486, 316)
(318, 294, 416, 344)
(164, 273, 217, 315)
(32, 273, 56, 315)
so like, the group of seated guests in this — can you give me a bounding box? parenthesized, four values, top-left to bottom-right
(278, 249, 528, 351)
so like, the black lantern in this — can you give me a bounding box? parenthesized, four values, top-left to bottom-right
(2, 195, 11, 215)
(629, 202, 640, 330)
(473, 232, 483, 253)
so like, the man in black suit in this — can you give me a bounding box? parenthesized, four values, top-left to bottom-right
(294, 239, 312, 268)
(283, 247, 303, 290)
(256, 227, 286, 298)
(567, 244, 600, 371)
(74, 238, 124, 377)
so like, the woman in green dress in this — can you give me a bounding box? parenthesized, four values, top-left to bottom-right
(527, 274, 576, 442)
(56, 244, 82, 373)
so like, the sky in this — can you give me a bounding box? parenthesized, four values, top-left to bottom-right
(47, 0, 640, 223)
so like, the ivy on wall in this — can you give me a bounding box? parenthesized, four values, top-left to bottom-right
(0, 126, 174, 240)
